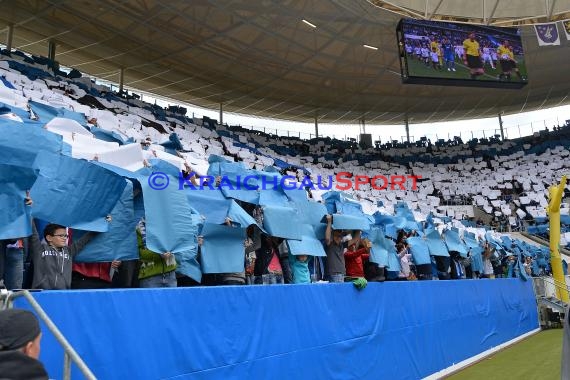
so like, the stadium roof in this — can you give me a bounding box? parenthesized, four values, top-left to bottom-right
(0, 0, 569, 125)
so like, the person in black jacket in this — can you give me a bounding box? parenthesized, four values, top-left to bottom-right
(254, 235, 284, 282)
(0, 308, 48, 380)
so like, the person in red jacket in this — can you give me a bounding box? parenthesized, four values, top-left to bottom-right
(71, 261, 121, 289)
(344, 231, 370, 278)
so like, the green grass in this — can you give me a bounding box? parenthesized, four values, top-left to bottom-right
(447, 329, 563, 380)
(405, 54, 528, 82)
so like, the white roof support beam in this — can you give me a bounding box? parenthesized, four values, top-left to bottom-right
(428, 0, 444, 20)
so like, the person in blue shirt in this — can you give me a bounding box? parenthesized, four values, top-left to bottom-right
(441, 37, 455, 72)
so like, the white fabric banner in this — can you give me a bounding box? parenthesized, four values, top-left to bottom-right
(98, 143, 145, 172)
(45, 117, 93, 137)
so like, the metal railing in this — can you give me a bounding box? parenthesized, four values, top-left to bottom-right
(532, 276, 570, 302)
(0, 290, 96, 380)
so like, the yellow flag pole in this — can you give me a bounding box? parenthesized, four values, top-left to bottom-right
(546, 175, 569, 302)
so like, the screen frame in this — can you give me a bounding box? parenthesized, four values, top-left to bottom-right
(396, 19, 528, 89)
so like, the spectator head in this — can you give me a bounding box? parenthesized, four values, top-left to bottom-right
(43, 224, 68, 248)
(332, 229, 343, 244)
(0, 309, 42, 359)
(270, 236, 283, 246)
(352, 230, 362, 241)
(297, 255, 308, 262)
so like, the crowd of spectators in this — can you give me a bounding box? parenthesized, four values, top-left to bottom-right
(0, 48, 568, 293)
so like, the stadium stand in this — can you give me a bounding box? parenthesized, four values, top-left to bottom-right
(0, 46, 567, 379)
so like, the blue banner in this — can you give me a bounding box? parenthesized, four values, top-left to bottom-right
(425, 230, 449, 257)
(0, 162, 37, 238)
(470, 245, 484, 273)
(207, 159, 261, 204)
(262, 205, 302, 240)
(160, 133, 183, 154)
(176, 213, 202, 282)
(0, 163, 38, 189)
(29, 100, 89, 127)
(368, 228, 389, 267)
(407, 236, 431, 265)
(90, 126, 131, 145)
(141, 173, 200, 257)
(0, 182, 32, 239)
(374, 212, 406, 229)
(30, 151, 126, 232)
(75, 180, 139, 262)
(282, 186, 308, 204)
(463, 231, 480, 249)
(227, 201, 258, 228)
(185, 188, 230, 224)
(444, 229, 468, 257)
(0, 101, 30, 120)
(200, 223, 246, 273)
(137, 158, 180, 178)
(331, 214, 371, 231)
(287, 224, 326, 257)
(0, 121, 65, 168)
(297, 201, 328, 226)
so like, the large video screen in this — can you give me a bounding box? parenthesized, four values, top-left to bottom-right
(396, 18, 528, 89)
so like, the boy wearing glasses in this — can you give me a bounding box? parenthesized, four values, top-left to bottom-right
(29, 222, 105, 290)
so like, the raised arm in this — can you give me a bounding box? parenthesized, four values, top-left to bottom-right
(483, 243, 494, 259)
(246, 227, 262, 254)
(69, 216, 110, 257)
(69, 231, 98, 257)
(26, 191, 43, 255)
(345, 246, 368, 259)
(347, 230, 361, 248)
(325, 214, 333, 246)
(29, 220, 43, 256)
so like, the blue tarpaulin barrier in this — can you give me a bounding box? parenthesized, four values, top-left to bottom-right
(16, 279, 538, 380)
